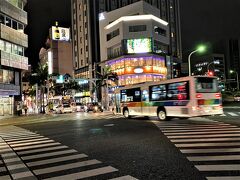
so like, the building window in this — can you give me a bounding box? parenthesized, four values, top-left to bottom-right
(81, 48, 83, 54)
(107, 29, 119, 41)
(12, 20, 18, 30)
(129, 25, 147, 32)
(154, 26, 167, 36)
(3, 70, 8, 84)
(81, 60, 83, 66)
(86, 46, 88, 51)
(80, 37, 82, 43)
(5, 17, 11, 27)
(0, 40, 4, 51)
(0, 14, 4, 24)
(5, 42, 11, 53)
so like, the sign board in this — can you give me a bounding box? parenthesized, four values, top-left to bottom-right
(51, 26, 70, 41)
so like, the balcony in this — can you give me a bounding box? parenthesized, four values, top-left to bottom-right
(0, 24, 28, 48)
(0, 50, 28, 70)
(0, 0, 27, 25)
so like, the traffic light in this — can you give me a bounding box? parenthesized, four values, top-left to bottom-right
(208, 71, 214, 76)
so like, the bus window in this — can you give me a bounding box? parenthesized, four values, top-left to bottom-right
(120, 88, 141, 102)
(196, 77, 218, 93)
(167, 82, 189, 100)
(142, 90, 149, 101)
(149, 84, 167, 101)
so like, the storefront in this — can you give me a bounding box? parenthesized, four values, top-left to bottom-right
(106, 55, 167, 86)
(0, 96, 14, 115)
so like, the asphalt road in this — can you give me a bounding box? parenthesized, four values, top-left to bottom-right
(1, 109, 240, 180)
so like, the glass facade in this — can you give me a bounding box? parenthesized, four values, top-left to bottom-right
(107, 56, 167, 86)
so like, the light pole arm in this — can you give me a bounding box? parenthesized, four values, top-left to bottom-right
(207, 62, 214, 72)
(188, 50, 198, 76)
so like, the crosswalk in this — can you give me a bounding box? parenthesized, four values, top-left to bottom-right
(154, 120, 240, 180)
(0, 125, 137, 180)
(220, 112, 240, 117)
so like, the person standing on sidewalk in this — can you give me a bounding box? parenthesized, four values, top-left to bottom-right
(17, 102, 21, 116)
(23, 104, 28, 115)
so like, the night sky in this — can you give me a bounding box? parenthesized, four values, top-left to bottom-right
(25, 0, 240, 69)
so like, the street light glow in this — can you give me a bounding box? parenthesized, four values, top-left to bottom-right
(197, 45, 206, 53)
(230, 70, 234, 73)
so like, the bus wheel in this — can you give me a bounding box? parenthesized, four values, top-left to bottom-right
(157, 109, 167, 121)
(123, 109, 131, 119)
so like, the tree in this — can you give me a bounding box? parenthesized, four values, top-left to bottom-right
(96, 66, 118, 88)
(29, 63, 49, 113)
(96, 66, 118, 107)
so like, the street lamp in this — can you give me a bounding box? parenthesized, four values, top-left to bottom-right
(230, 70, 239, 91)
(207, 61, 220, 75)
(188, 45, 206, 76)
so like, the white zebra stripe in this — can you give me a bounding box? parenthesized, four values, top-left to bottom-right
(43, 166, 118, 180)
(187, 155, 240, 161)
(22, 149, 77, 160)
(27, 154, 88, 167)
(34, 159, 101, 175)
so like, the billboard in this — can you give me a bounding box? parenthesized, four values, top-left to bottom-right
(51, 26, 70, 41)
(127, 38, 152, 54)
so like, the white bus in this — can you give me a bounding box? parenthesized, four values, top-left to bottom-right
(114, 76, 223, 120)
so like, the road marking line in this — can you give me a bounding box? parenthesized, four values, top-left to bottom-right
(227, 112, 239, 116)
(164, 130, 240, 136)
(13, 142, 60, 151)
(110, 175, 138, 180)
(196, 164, 240, 171)
(181, 148, 240, 154)
(0, 166, 7, 172)
(7, 163, 26, 170)
(4, 135, 44, 142)
(0, 132, 36, 137)
(220, 114, 226, 116)
(162, 127, 240, 133)
(11, 171, 37, 179)
(168, 133, 240, 139)
(8, 137, 49, 145)
(176, 142, 240, 148)
(187, 155, 240, 161)
(27, 154, 88, 167)
(34, 159, 101, 175)
(0, 175, 12, 180)
(22, 149, 77, 160)
(4, 157, 22, 163)
(1, 152, 16, 158)
(10, 140, 54, 148)
(43, 166, 118, 180)
(171, 137, 240, 143)
(18, 145, 68, 155)
(3, 134, 41, 141)
(158, 125, 237, 130)
(207, 176, 240, 180)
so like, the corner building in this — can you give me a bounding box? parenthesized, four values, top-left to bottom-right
(99, 1, 169, 85)
(71, 0, 182, 102)
(0, 0, 28, 115)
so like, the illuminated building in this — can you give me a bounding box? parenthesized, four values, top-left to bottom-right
(99, 1, 170, 86)
(192, 53, 226, 90)
(39, 24, 73, 76)
(71, 0, 182, 102)
(0, 0, 28, 115)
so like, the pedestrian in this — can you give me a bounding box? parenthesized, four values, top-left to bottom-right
(17, 102, 21, 116)
(24, 105, 28, 115)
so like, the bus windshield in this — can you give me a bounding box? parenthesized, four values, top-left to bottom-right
(196, 77, 218, 93)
